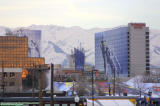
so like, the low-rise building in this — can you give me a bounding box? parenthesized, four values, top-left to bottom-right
(0, 68, 22, 93)
(0, 36, 45, 92)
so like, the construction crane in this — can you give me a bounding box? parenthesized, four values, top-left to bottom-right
(101, 36, 122, 96)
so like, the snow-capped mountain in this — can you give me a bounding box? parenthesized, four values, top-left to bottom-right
(0, 25, 160, 67)
(26, 25, 107, 67)
(150, 29, 160, 67)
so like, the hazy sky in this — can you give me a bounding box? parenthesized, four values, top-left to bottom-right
(0, 0, 159, 29)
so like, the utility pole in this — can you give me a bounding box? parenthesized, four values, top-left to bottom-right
(51, 63, 54, 106)
(92, 67, 94, 106)
(113, 67, 116, 96)
(32, 64, 35, 97)
(101, 38, 112, 96)
(72, 80, 75, 96)
(101, 39, 107, 79)
(1, 61, 5, 97)
(39, 69, 43, 106)
(33, 65, 50, 106)
(27, 64, 50, 106)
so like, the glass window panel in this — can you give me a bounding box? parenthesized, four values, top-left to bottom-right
(54, 104, 60, 106)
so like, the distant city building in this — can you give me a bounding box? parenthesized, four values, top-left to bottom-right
(54, 64, 62, 73)
(70, 48, 85, 71)
(0, 68, 22, 92)
(0, 36, 45, 92)
(13, 29, 42, 57)
(151, 67, 160, 73)
(95, 23, 150, 77)
(55, 68, 83, 81)
(69, 54, 75, 68)
(84, 64, 93, 72)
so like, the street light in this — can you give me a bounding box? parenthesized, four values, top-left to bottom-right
(92, 67, 95, 106)
(74, 95, 80, 106)
(51, 63, 54, 106)
(72, 79, 75, 96)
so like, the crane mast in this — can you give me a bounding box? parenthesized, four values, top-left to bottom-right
(101, 37, 122, 96)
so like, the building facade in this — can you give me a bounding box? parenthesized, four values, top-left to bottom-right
(0, 36, 45, 92)
(0, 68, 22, 93)
(13, 29, 42, 57)
(95, 23, 150, 77)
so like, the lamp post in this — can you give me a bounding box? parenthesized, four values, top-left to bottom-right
(74, 95, 79, 106)
(32, 64, 35, 97)
(113, 67, 116, 96)
(51, 63, 54, 106)
(72, 79, 75, 96)
(92, 67, 95, 106)
(101, 39, 107, 79)
(1, 61, 5, 97)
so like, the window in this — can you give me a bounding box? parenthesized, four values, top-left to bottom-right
(10, 72, 15, 77)
(3, 72, 7, 78)
(146, 52, 149, 54)
(146, 48, 149, 50)
(9, 82, 15, 86)
(146, 39, 149, 42)
(146, 63, 150, 66)
(146, 44, 149, 46)
(146, 56, 150, 58)
(146, 36, 149, 39)
(146, 67, 150, 70)
(146, 32, 149, 35)
(146, 60, 150, 62)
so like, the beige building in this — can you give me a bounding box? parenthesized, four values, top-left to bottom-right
(95, 23, 150, 77)
(128, 23, 150, 76)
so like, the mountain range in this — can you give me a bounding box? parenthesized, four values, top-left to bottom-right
(0, 25, 160, 68)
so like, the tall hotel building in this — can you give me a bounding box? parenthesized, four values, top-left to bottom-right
(95, 23, 150, 77)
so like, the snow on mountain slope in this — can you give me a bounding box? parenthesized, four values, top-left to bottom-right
(0, 26, 11, 36)
(26, 25, 106, 66)
(0, 25, 160, 67)
(150, 29, 160, 66)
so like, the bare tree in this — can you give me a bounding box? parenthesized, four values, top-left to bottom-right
(77, 76, 91, 96)
(133, 75, 145, 97)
